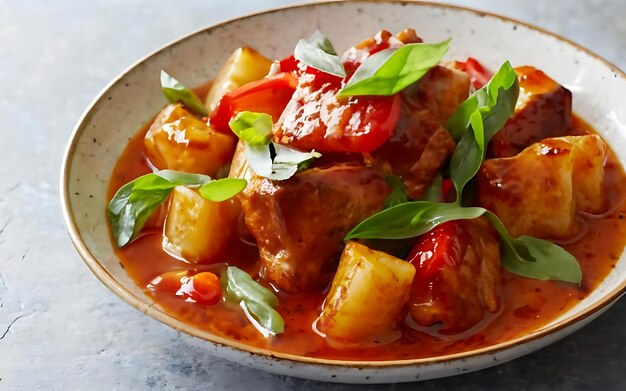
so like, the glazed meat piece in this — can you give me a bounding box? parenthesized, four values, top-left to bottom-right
(478, 135, 606, 239)
(408, 218, 502, 334)
(367, 86, 457, 199)
(365, 61, 467, 199)
(239, 165, 390, 292)
(489, 66, 573, 157)
(413, 64, 471, 125)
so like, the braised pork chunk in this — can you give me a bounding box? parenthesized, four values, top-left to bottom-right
(489, 66, 573, 158)
(239, 164, 390, 292)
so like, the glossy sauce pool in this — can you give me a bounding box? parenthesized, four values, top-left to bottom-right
(108, 114, 626, 361)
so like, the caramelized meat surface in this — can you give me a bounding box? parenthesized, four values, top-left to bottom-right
(239, 164, 390, 292)
(367, 87, 456, 199)
(365, 64, 467, 199)
(414, 64, 471, 125)
(489, 66, 573, 157)
(408, 218, 502, 334)
(478, 135, 606, 239)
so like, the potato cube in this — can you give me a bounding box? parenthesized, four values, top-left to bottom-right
(478, 135, 606, 239)
(204, 47, 272, 113)
(316, 241, 415, 346)
(144, 104, 236, 177)
(569, 135, 606, 213)
(163, 186, 240, 263)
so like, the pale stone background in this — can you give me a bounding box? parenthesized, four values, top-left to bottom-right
(1, 0, 625, 389)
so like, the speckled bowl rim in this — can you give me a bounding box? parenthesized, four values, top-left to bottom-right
(61, 0, 626, 368)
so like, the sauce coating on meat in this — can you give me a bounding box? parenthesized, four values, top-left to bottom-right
(239, 164, 390, 292)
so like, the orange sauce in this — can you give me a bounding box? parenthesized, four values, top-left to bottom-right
(108, 115, 626, 361)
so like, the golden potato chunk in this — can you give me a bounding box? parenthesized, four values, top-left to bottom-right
(227, 140, 254, 181)
(144, 104, 236, 177)
(478, 135, 606, 239)
(570, 135, 606, 212)
(204, 47, 272, 113)
(163, 186, 240, 263)
(316, 241, 416, 346)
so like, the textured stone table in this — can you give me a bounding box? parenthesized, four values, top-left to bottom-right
(1, 0, 625, 389)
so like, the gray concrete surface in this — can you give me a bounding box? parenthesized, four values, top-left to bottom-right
(1, 0, 625, 389)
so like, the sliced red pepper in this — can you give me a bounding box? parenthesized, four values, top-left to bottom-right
(406, 219, 502, 334)
(407, 221, 465, 280)
(273, 32, 402, 153)
(452, 57, 493, 89)
(209, 72, 298, 133)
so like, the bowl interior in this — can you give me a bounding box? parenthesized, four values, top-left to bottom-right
(63, 0, 626, 365)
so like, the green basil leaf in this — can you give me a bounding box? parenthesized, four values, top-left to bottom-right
(306, 30, 337, 55)
(270, 144, 321, 180)
(244, 142, 273, 178)
(345, 201, 486, 240)
(345, 202, 433, 240)
(160, 70, 208, 117)
(485, 213, 582, 284)
(229, 111, 273, 146)
(199, 178, 247, 202)
(224, 266, 279, 306)
(294, 31, 346, 78)
(338, 38, 451, 97)
(447, 61, 519, 200)
(383, 175, 408, 208)
(108, 170, 211, 247)
(243, 300, 285, 335)
(422, 173, 443, 202)
(223, 266, 284, 335)
(231, 112, 321, 181)
(446, 88, 488, 142)
(346, 200, 581, 284)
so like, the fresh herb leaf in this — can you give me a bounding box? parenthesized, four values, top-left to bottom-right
(223, 266, 283, 335)
(294, 31, 346, 77)
(108, 170, 246, 247)
(228, 112, 321, 180)
(243, 301, 285, 335)
(160, 70, 208, 117)
(345, 201, 485, 240)
(270, 144, 321, 180)
(199, 178, 247, 202)
(338, 38, 451, 97)
(108, 170, 211, 247)
(484, 213, 582, 283)
(345, 200, 582, 283)
(422, 173, 443, 202)
(244, 142, 273, 178)
(229, 111, 273, 146)
(446, 61, 519, 200)
(224, 266, 279, 306)
(306, 30, 338, 55)
(383, 175, 408, 208)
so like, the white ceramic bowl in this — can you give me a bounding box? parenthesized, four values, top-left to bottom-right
(61, 0, 626, 383)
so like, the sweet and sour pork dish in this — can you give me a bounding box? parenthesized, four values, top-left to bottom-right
(107, 30, 626, 360)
